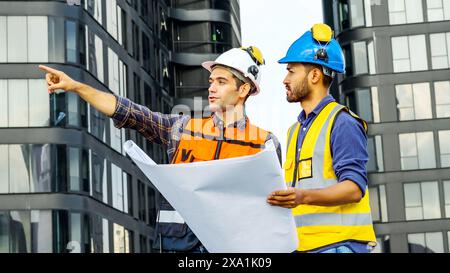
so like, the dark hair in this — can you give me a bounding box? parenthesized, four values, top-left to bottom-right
(303, 63, 333, 88)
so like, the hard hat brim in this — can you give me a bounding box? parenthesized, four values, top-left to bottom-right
(278, 56, 294, 64)
(201, 61, 216, 72)
(201, 61, 261, 96)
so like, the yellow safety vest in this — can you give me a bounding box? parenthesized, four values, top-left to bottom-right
(284, 101, 376, 252)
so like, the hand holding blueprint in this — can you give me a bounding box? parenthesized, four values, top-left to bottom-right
(124, 140, 298, 253)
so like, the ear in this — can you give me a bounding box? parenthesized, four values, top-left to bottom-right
(309, 68, 322, 85)
(238, 83, 252, 99)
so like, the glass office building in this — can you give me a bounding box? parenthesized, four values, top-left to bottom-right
(0, 0, 240, 253)
(323, 0, 450, 253)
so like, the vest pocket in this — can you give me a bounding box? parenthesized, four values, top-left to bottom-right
(283, 158, 297, 183)
(283, 158, 293, 170)
(189, 140, 217, 162)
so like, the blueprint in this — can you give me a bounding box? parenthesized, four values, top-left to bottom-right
(124, 140, 298, 253)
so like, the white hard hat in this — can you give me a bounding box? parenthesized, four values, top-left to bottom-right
(202, 46, 265, 96)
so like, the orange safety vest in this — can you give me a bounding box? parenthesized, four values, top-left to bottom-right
(172, 117, 269, 163)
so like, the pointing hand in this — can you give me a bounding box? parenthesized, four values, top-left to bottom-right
(39, 65, 80, 94)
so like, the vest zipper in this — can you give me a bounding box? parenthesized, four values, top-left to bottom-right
(292, 123, 307, 188)
(214, 124, 225, 160)
(214, 140, 223, 160)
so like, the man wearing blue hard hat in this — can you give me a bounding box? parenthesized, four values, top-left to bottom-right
(267, 24, 377, 253)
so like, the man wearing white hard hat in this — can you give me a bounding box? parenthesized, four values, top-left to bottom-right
(38, 46, 281, 253)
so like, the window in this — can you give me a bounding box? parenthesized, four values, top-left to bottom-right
(7, 17, 26, 62)
(90, 151, 106, 203)
(102, 219, 110, 253)
(352, 40, 377, 75)
(111, 164, 128, 213)
(138, 180, 147, 222)
(369, 185, 388, 222)
(27, 17, 48, 63)
(8, 80, 28, 127)
(343, 45, 353, 76)
(69, 147, 81, 192)
(444, 181, 450, 217)
(337, 0, 372, 29)
(367, 135, 384, 172)
(0, 79, 50, 128)
(363, 0, 373, 26)
(68, 146, 89, 193)
(147, 187, 157, 227)
(84, 0, 103, 24)
(350, 0, 365, 27)
(70, 213, 82, 253)
(404, 181, 441, 220)
(142, 32, 151, 74)
(353, 41, 368, 75)
(0, 210, 52, 253)
(0, 17, 6, 62)
(110, 119, 125, 154)
(0, 145, 8, 193)
(399, 132, 436, 170)
(338, 0, 350, 30)
(112, 163, 123, 211)
(388, 0, 424, 24)
(1, 16, 48, 63)
(131, 20, 140, 61)
(430, 32, 450, 69)
(345, 87, 380, 123)
(0, 144, 51, 194)
(106, 0, 120, 41)
(396, 83, 432, 121)
(113, 223, 131, 253)
(119, 7, 127, 48)
(408, 232, 444, 253)
(427, 0, 450, 22)
(367, 41, 377, 74)
(88, 105, 106, 142)
(30, 210, 53, 253)
(66, 21, 77, 63)
(439, 130, 450, 167)
(86, 27, 104, 83)
(435, 81, 450, 118)
(392, 35, 428, 72)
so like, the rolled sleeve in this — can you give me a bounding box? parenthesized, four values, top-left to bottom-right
(111, 95, 132, 129)
(110, 95, 183, 146)
(331, 112, 369, 197)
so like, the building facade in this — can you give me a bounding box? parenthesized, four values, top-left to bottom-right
(0, 0, 240, 253)
(323, 0, 450, 253)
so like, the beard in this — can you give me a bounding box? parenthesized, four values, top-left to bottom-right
(287, 78, 310, 103)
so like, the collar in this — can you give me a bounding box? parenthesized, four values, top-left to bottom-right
(212, 113, 248, 131)
(297, 95, 336, 124)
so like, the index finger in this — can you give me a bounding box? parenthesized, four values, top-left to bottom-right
(270, 188, 295, 197)
(38, 65, 61, 75)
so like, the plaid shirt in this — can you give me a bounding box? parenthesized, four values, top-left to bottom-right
(111, 95, 282, 164)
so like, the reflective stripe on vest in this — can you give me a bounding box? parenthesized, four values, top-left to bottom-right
(158, 210, 185, 224)
(285, 101, 376, 252)
(295, 213, 373, 227)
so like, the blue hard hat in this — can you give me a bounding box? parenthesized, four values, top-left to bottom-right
(278, 25, 345, 74)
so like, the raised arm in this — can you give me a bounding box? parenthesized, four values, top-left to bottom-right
(39, 65, 117, 117)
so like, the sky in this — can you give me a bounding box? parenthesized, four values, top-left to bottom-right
(240, 0, 324, 160)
